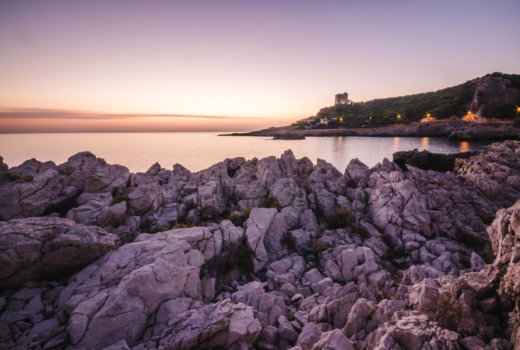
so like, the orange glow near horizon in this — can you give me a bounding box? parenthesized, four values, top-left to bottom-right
(1, 1, 520, 133)
(0, 109, 289, 133)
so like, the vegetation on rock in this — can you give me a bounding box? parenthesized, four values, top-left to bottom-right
(296, 73, 520, 129)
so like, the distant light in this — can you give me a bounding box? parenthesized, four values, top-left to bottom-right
(339, 117, 343, 123)
(369, 116, 372, 120)
(516, 105, 520, 114)
(396, 114, 402, 120)
(462, 110, 475, 122)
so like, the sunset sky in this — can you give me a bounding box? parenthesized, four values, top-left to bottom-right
(1, 0, 519, 132)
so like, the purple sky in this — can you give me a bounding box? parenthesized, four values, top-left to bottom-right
(1, 0, 519, 131)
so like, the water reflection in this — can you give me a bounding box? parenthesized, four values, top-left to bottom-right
(421, 137, 429, 149)
(0, 133, 494, 173)
(393, 137, 400, 153)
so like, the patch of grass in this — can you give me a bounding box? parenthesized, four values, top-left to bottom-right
(325, 206, 353, 229)
(228, 207, 252, 227)
(259, 195, 282, 212)
(229, 213, 244, 227)
(243, 207, 252, 219)
(7, 172, 33, 182)
(171, 222, 195, 229)
(311, 238, 328, 256)
(112, 189, 134, 204)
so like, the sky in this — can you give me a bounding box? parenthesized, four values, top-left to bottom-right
(0, 0, 519, 132)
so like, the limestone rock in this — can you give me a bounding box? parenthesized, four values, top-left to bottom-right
(57, 232, 203, 348)
(245, 208, 277, 271)
(0, 217, 118, 288)
(158, 299, 261, 350)
(311, 329, 354, 350)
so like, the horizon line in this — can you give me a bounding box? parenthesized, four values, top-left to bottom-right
(0, 107, 266, 121)
(0, 129, 252, 134)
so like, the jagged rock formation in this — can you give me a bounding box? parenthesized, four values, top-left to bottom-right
(1, 141, 520, 349)
(0, 217, 118, 289)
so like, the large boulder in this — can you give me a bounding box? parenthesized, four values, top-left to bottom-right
(244, 208, 277, 271)
(58, 152, 129, 194)
(0, 217, 118, 288)
(0, 169, 66, 220)
(57, 232, 203, 348)
(488, 199, 520, 347)
(158, 299, 262, 350)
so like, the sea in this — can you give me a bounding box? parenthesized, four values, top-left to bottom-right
(0, 132, 493, 173)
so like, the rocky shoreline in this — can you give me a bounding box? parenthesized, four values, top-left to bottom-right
(1, 141, 520, 349)
(224, 120, 520, 141)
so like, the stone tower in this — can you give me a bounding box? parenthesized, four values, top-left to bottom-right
(335, 92, 349, 105)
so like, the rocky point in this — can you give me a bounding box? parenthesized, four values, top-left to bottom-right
(1, 141, 520, 349)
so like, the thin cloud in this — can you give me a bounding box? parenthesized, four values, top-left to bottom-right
(0, 108, 261, 120)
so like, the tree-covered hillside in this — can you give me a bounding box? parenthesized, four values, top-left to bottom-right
(299, 73, 520, 129)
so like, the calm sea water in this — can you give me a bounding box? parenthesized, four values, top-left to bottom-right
(0, 132, 491, 173)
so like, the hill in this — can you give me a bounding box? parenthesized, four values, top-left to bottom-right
(298, 72, 520, 129)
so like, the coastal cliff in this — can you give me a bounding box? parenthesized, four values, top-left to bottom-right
(1, 141, 520, 349)
(226, 119, 520, 140)
(226, 73, 520, 140)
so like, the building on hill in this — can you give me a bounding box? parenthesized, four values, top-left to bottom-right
(335, 92, 353, 105)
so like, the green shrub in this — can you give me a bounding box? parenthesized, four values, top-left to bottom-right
(228, 207, 252, 227)
(325, 206, 353, 229)
(311, 238, 328, 255)
(229, 212, 244, 227)
(113, 189, 134, 204)
(7, 172, 33, 182)
(308, 74, 520, 128)
(259, 195, 282, 212)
